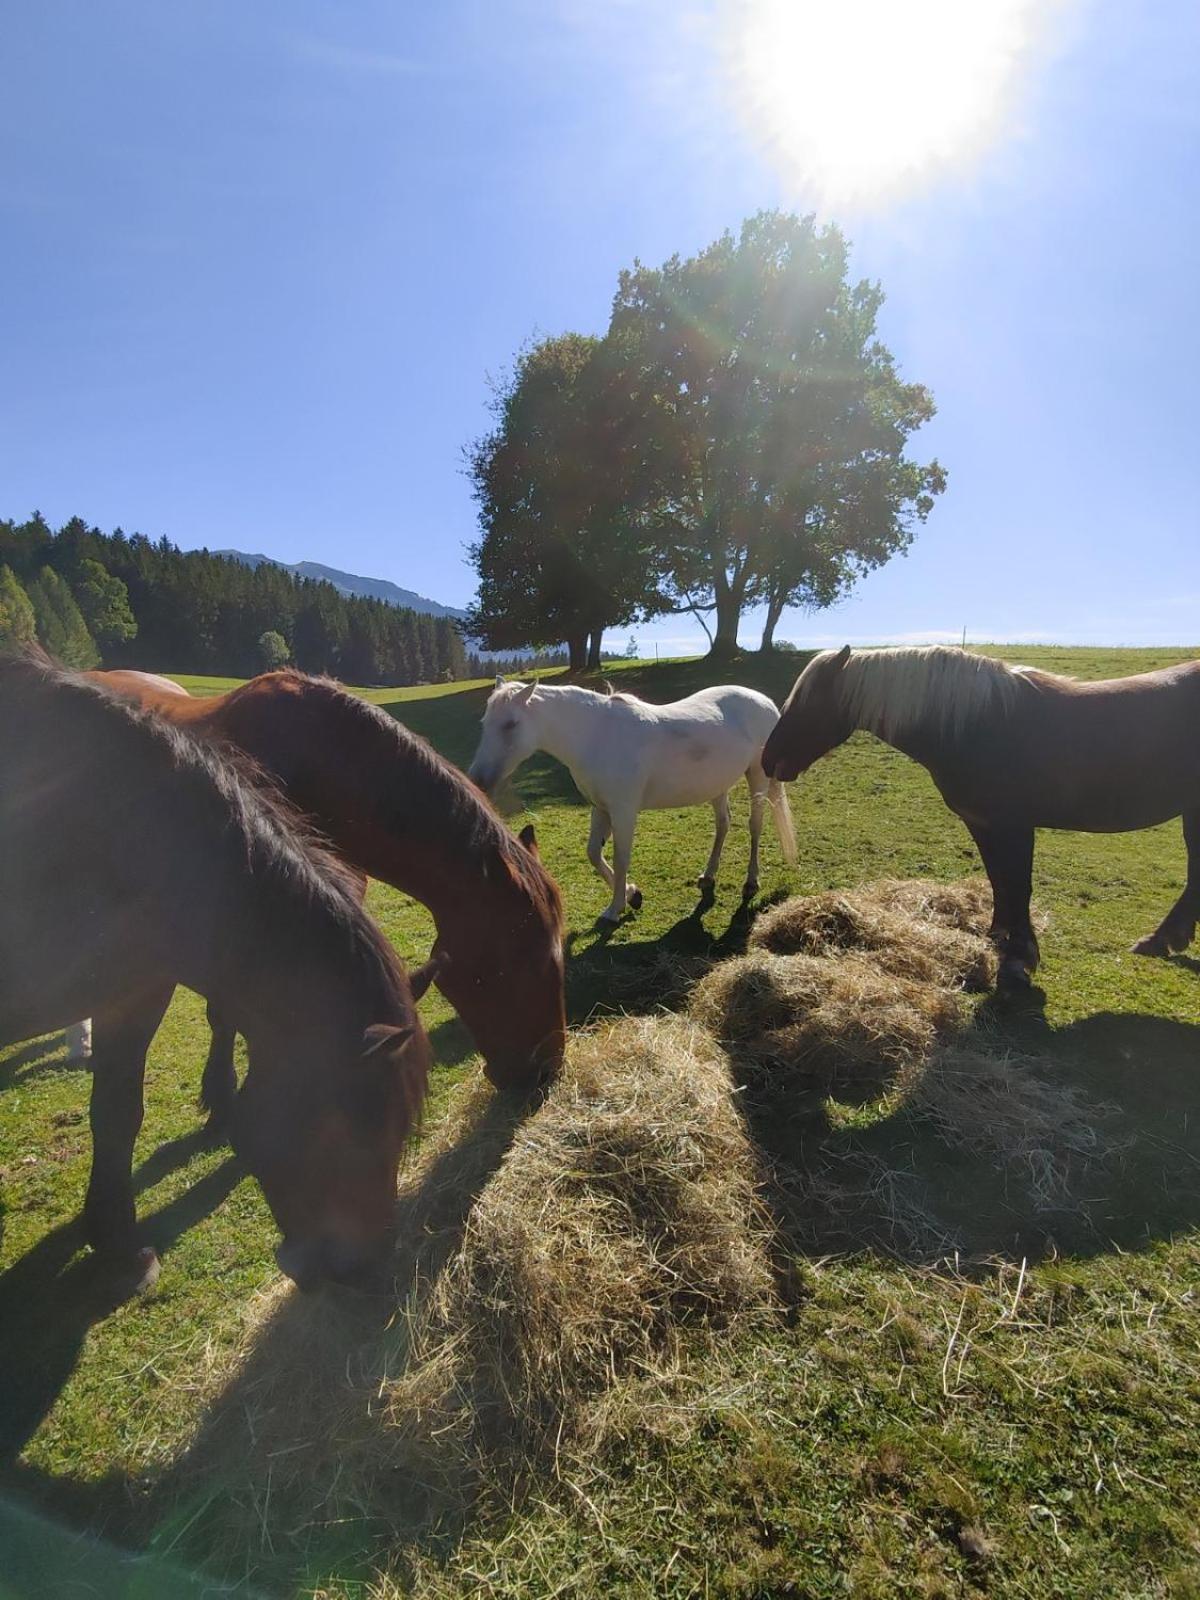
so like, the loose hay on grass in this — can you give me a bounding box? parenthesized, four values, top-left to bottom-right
(382, 1014, 774, 1472)
(749, 886, 997, 991)
(690, 949, 965, 1096)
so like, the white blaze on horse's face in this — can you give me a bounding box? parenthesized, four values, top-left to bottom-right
(469, 680, 541, 795)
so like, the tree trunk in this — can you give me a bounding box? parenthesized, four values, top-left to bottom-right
(708, 584, 743, 660)
(586, 628, 603, 670)
(566, 634, 587, 673)
(759, 589, 786, 653)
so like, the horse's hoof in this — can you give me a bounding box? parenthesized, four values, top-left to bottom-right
(741, 879, 759, 902)
(130, 1246, 161, 1294)
(596, 910, 622, 928)
(201, 1111, 231, 1146)
(697, 875, 716, 892)
(1131, 934, 1169, 958)
(628, 888, 644, 911)
(997, 958, 1033, 991)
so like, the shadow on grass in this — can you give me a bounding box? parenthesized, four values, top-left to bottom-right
(0, 1032, 89, 1092)
(0, 1134, 239, 1469)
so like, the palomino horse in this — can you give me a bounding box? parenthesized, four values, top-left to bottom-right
(763, 644, 1200, 989)
(87, 668, 567, 1102)
(2, 647, 435, 1290)
(469, 679, 797, 923)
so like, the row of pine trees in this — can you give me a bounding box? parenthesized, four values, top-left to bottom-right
(0, 514, 470, 684)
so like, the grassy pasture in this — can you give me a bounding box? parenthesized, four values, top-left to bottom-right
(2, 644, 1199, 1598)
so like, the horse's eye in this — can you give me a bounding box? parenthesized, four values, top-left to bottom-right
(502, 718, 518, 733)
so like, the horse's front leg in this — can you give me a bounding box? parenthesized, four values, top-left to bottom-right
(1133, 808, 1199, 957)
(598, 807, 641, 923)
(968, 822, 1039, 987)
(83, 982, 174, 1280)
(199, 997, 239, 1138)
(698, 793, 730, 894)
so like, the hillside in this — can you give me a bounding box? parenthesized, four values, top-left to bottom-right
(212, 549, 466, 620)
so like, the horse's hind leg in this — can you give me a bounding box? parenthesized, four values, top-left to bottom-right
(83, 982, 174, 1280)
(200, 998, 239, 1138)
(1133, 808, 1200, 957)
(698, 793, 731, 893)
(742, 763, 768, 900)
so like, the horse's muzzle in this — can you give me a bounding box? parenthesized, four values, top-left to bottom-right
(275, 1234, 393, 1294)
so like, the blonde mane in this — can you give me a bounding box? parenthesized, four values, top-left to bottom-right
(808, 646, 1028, 740)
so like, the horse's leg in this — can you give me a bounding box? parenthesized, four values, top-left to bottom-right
(199, 998, 239, 1137)
(66, 1019, 93, 1062)
(587, 806, 615, 894)
(83, 983, 174, 1274)
(1132, 808, 1200, 956)
(698, 793, 731, 892)
(742, 764, 768, 900)
(600, 807, 640, 923)
(968, 822, 1039, 986)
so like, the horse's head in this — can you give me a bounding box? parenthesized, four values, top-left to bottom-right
(468, 679, 543, 796)
(232, 1011, 429, 1292)
(428, 821, 567, 1093)
(763, 645, 855, 781)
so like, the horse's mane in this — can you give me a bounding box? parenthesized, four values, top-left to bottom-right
(268, 672, 565, 932)
(1, 647, 408, 1011)
(809, 646, 1028, 739)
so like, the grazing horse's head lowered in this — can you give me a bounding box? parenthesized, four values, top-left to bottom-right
(762, 645, 855, 781)
(468, 678, 544, 796)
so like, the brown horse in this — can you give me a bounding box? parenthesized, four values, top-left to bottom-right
(762, 645, 1200, 988)
(89, 667, 566, 1101)
(2, 647, 436, 1290)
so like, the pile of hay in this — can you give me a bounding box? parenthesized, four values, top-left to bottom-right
(382, 1014, 774, 1474)
(749, 878, 997, 991)
(691, 949, 964, 1095)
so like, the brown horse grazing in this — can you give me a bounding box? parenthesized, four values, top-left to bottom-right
(1, 647, 436, 1291)
(89, 668, 567, 1100)
(762, 645, 1200, 989)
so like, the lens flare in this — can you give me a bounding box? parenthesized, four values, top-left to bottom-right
(725, 0, 1066, 205)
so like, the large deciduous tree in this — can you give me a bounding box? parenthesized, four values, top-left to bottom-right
(73, 557, 137, 651)
(606, 212, 946, 655)
(466, 333, 666, 672)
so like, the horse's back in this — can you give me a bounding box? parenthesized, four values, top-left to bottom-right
(628, 684, 781, 809)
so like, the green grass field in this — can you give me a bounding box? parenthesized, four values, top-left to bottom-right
(2, 645, 1199, 1598)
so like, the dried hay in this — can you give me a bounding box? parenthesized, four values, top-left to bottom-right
(690, 948, 965, 1096)
(749, 885, 997, 991)
(381, 1014, 774, 1475)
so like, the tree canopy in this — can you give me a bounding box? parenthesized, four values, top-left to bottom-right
(466, 212, 945, 659)
(25, 565, 100, 669)
(0, 565, 36, 647)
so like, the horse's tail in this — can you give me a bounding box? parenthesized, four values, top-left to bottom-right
(767, 777, 797, 867)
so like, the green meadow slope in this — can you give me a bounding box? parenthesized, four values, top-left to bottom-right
(2, 645, 1199, 1598)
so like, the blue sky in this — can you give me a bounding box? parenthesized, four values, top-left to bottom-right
(2, 1, 1197, 651)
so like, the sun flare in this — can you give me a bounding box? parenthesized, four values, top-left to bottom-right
(726, 0, 1064, 205)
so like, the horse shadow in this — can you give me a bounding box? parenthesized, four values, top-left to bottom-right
(733, 996, 1200, 1276)
(0, 1033, 89, 1093)
(0, 1131, 239, 1467)
(98, 1087, 530, 1592)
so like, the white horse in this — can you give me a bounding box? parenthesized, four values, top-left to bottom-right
(469, 679, 797, 923)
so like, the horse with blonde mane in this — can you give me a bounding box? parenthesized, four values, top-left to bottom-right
(469, 678, 797, 923)
(763, 644, 1200, 988)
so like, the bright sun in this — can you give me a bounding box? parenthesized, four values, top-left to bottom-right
(726, 0, 1062, 205)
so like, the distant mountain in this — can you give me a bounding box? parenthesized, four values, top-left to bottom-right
(212, 550, 467, 621)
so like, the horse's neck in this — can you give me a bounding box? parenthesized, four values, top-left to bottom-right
(530, 689, 604, 772)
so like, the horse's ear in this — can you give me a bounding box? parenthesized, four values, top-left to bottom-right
(833, 645, 851, 669)
(518, 822, 539, 857)
(495, 674, 504, 689)
(361, 1021, 416, 1060)
(515, 680, 538, 704)
(408, 948, 448, 1002)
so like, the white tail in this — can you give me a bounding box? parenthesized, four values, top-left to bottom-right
(767, 778, 797, 867)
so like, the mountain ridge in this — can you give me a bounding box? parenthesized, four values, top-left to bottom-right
(212, 549, 466, 620)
